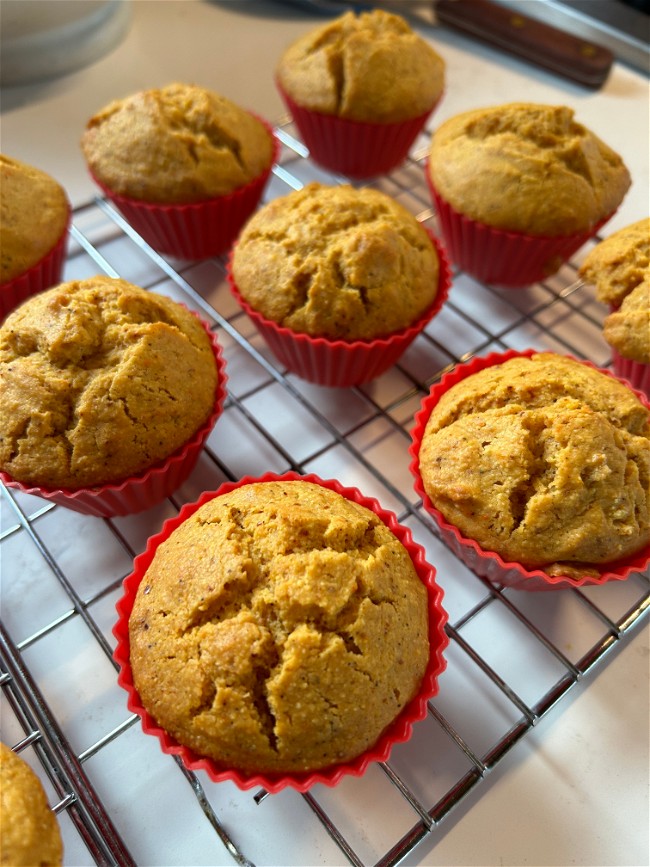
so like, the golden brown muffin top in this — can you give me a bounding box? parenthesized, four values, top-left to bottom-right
(81, 83, 274, 203)
(0, 743, 63, 867)
(0, 276, 217, 489)
(428, 103, 631, 236)
(579, 217, 649, 305)
(130, 480, 429, 774)
(231, 183, 440, 340)
(602, 279, 650, 364)
(419, 353, 650, 571)
(0, 155, 69, 284)
(276, 10, 445, 123)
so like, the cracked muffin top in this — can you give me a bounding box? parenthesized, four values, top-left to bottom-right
(0, 276, 217, 489)
(276, 9, 445, 123)
(80, 83, 274, 203)
(0, 743, 63, 867)
(428, 103, 631, 236)
(231, 183, 440, 340)
(129, 480, 430, 774)
(579, 218, 650, 364)
(418, 353, 650, 575)
(0, 154, 69, 284)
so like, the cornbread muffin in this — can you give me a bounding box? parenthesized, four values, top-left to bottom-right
(418, 353, 650, 574)
(428, 103, 631, 236)
(0, 276, 217, 489)
(580, 219, 650, 364)
(0, 155, 69, 283)
(231, 183, 440, 340)
(276, 10, 445, 123)
(580, 218, 650, 307)
(81, 83, 274, 203)
(0, 743, 63, 867)
(129, 480, 430, 774)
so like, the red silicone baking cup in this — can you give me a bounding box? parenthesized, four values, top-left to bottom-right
(113, 470, 448, 793)
(0, 207, 70, 321)
(278, 81, 440, 178)
(611, 349, 650, 399)
(0, 313, 228, 518)
(426, 171, 613, 288)
(227, 233, 452, 387)
(89, 118, 279, 260)
(409, 348, 650, 591)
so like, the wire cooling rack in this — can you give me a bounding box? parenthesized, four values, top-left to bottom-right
(1, 117, 649, 867)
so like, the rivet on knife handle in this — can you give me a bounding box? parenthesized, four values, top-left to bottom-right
(434, 0, 614, 88)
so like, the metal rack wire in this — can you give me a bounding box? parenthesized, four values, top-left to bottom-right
(1, 118, 648, 867)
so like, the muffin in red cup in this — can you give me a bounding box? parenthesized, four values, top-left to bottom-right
(1, 155, 70, 321)
(113, 471, 448, 793)
(426, 103, 631, 287)
(0, 277, 227, 518)
(276, 9, 444, 178)
(579, 218, 649, 398)
(409, 349, 650, 591)
(228, 183, 452, 387)
(81, 83, 278, 260)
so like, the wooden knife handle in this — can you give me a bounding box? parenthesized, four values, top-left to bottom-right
(434, 0, 614, 88)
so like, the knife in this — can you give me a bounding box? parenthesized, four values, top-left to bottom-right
(277, 0, 615, 89)
(433, 0, 614, 88)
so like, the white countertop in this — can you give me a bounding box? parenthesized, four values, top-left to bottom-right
(1, 2, 649, 866)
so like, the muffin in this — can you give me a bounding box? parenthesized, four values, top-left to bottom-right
(114, 472, 448, 792)
(410, 350, 650, 590)
(427, 103, 631, 286)
(579, 218, 650, 396)
(0, 276, 227, 516)
(0, 155, 70, 320)
(0, 743, 63, 867)
(228, 183, 451, 386)
(81, 83, 277, 259)
(276, 9, 445, 177)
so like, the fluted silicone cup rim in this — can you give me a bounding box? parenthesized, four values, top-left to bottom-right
(424, 164, 616, 288)
(0, 308, 228, 517)
(408, 348, 650, 591)
(112, 470, 449, 793)
(277, 78, 442, 178)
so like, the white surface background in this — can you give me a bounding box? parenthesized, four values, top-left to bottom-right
(1, 2, 649, 866)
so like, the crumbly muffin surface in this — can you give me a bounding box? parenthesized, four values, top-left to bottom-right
(0, 277, 217, 489)
(419, 354, 650, 571)
(0, 155, 69, 284)
(602, 279, 650, 364)
(428, 104, 631, 236)
(0, 743, 63, 867)
(276, 10, 445, 123)
(129, 481, 430, 774)
(579, 218, 649, 363)
(579, 218, 650, 306)
(232, 183, 440, 340)
(81, 83, 273, 203)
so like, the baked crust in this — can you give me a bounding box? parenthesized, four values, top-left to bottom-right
(428, 103, 630, 236)
(232, 183, 440, 340)
(276, 10, 444, 123)
(0, 277, 217, 488)
(0, 155, 69, 284)
(129, 480, 429, 773)
(0, 743, 63, 867)
(419, 353, 650, 570)
(81, 83, 273, 203)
